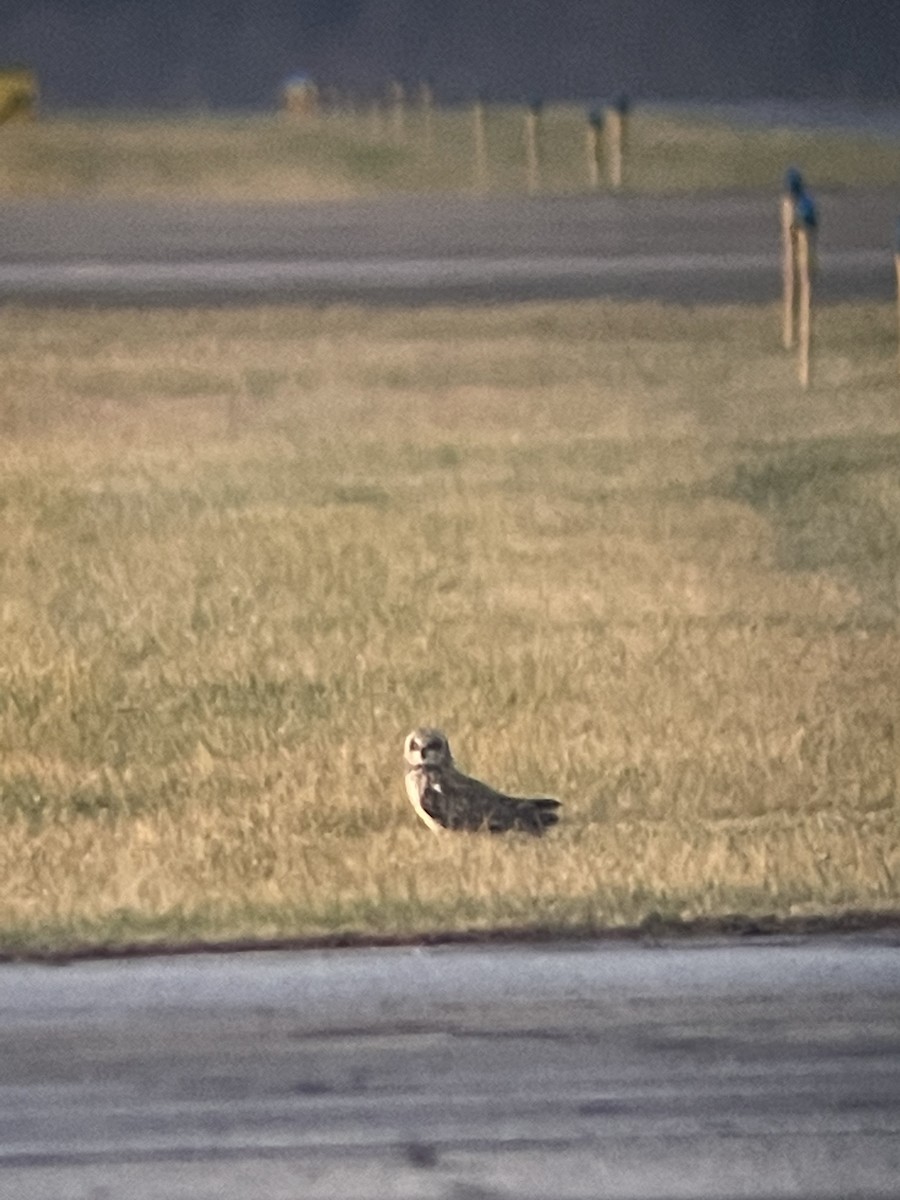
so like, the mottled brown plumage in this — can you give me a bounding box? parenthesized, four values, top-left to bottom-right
(403, 727, 561, 835)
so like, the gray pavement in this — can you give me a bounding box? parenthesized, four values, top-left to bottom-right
(1, 937, 899, 1198)
(0, 187, 896, 306)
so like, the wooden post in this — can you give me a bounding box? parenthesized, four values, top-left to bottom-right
(782, 168, 818, 379)
(618, 95, 630, 178)
(524, 98, 542, 194)
(586, 108, 604, 189)
(781, 193, 796, 349)
(606, 95, 630, 190)
(796, 226, 812, 389)
(606, 109, 622, 190)
(895, 220, 900, 376)
(472, 98, 488, 190)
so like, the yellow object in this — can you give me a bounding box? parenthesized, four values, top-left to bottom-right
(0, 65, 37, 123)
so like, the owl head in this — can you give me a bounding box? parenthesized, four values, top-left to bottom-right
(404, 727, 453, 768)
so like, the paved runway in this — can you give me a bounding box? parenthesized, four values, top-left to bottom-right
(0, 187, 896, 305)
(1, 937, 899, 1199)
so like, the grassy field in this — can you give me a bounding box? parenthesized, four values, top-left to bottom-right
(0, 298, 898, 955)
(1, 105, 899, 200)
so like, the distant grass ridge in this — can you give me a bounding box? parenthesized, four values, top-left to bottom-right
(0, 298, 897, 953)
(1, 106, 899, 199)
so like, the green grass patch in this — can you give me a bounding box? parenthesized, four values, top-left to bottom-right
(0, 298, 898, 953)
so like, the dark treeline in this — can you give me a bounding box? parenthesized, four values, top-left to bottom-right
(2, 0, 898, 109)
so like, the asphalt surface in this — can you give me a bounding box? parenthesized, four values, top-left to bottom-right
(0, 187, 896, 306)
(1, 937, 899, 1199)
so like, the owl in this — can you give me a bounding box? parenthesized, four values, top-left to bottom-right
(403, 727, 560, 835)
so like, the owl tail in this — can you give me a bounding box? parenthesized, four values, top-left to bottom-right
(530, 798, 561, 828)
(511, 797, 560, 835)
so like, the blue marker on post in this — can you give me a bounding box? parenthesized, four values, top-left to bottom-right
(794, 191, 817, 231)
(785, 166, 805, 198)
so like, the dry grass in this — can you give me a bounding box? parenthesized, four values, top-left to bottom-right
(0, 299, 898, 953)
(1, 105, 898, 200)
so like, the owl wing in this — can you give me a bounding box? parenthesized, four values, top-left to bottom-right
(419, 775, 482, 831)
(435, 768, 559, 834)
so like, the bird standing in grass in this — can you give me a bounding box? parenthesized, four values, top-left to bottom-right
(403, 727, 561, 835)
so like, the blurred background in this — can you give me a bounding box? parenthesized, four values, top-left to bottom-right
(2, 0, 899, 112)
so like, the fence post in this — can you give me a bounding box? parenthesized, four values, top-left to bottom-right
(895, 219, 900, 376)
(607, 93, 630, 189)
(524, 97, 543, 194)
(780, 169, 817, 383)
(782, 168, 818, 357)
(586, 107, 604, 189)
(781, 172, 800, 349)
(796, 226, 813, 389)
(472, 95, 489, 190)
(796, 184, 816, 388)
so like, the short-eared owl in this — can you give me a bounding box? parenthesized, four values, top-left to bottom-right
(403, 727, 561, 835)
